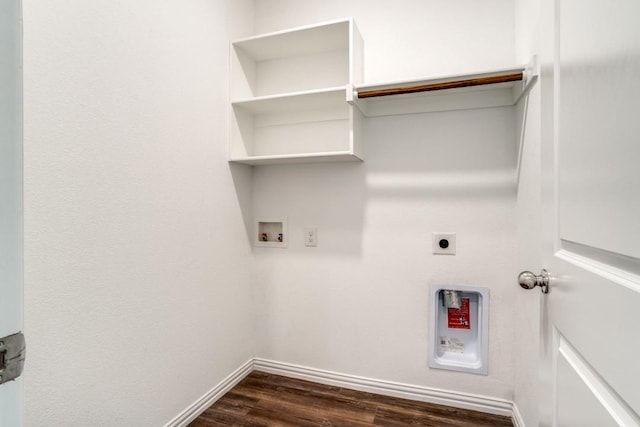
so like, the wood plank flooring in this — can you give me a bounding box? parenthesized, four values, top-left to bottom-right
(188, 371, 513, 427)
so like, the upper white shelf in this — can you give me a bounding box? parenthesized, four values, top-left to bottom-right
(231, 18, 362, 99)
(228, 19, 364, 165)
(354, 67, 528, 117)
(233, 19, 351, 62)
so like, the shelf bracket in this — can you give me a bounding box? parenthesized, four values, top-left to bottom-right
(513, 55, 539, 104)
(346, 84, 355, 104)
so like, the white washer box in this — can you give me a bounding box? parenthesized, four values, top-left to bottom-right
(429, 284, 490, 375)
(255, 218, 287, 248)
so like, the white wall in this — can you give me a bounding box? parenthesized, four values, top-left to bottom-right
(19, 0, 534, 423)
(514, 0, 542, 425)
(251, 0, 519, 401)
(22, 1, 255, 425)
(254, 0, 516, 82)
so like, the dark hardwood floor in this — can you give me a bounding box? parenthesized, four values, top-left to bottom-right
(188, 371, 513, 427)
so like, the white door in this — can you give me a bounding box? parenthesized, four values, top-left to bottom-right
(537, 0, 640, 425)
(0, 0, 23, 425)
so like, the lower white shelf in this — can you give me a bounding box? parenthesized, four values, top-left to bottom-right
(229, 151, 362, 166)
(228, 66, 536, 166)
(229, 87, 364, 165)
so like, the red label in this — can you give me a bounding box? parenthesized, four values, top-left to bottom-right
(447, 298, 471, 329)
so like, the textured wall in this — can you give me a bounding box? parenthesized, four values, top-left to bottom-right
(22, 1, 255, 425)
(251, 0, 519, 401)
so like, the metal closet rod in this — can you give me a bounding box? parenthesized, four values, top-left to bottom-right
(357, 72, 524, 99)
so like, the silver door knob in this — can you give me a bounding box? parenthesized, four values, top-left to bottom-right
(518, 269, 550, 294)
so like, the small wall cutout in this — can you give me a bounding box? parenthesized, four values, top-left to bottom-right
(255, 218, 287, 248)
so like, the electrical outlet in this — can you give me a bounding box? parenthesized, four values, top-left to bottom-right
(304, 227, 318, 247)
(432, 232, 456, 255)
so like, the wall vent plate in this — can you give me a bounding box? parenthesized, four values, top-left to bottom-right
(432, 232, 456, 255)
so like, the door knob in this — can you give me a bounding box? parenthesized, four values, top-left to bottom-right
(518, 269, 550, 294)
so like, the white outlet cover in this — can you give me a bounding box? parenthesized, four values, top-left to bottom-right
(432, 233, 456, 255)
(304, 227, 318, 247)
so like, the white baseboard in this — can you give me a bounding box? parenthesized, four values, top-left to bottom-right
(253, 358, 514, 418)
(164, 358, 253, 427)
(511, 402, 526, 427)
(166, 357, 524, 426)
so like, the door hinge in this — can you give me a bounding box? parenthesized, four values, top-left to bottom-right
(0, 332, 25, 385)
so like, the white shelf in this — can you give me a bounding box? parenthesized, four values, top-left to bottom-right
(231, 18, 361, 99)
(232, 86, 349, 115)
(228, 18, 534, 166)
(229, 102, 363, 164)
(229, 151, 362, 166)
(229, 18, 363, 166)
(355, 67, 527, 117)
(233, 19, 351, 62)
